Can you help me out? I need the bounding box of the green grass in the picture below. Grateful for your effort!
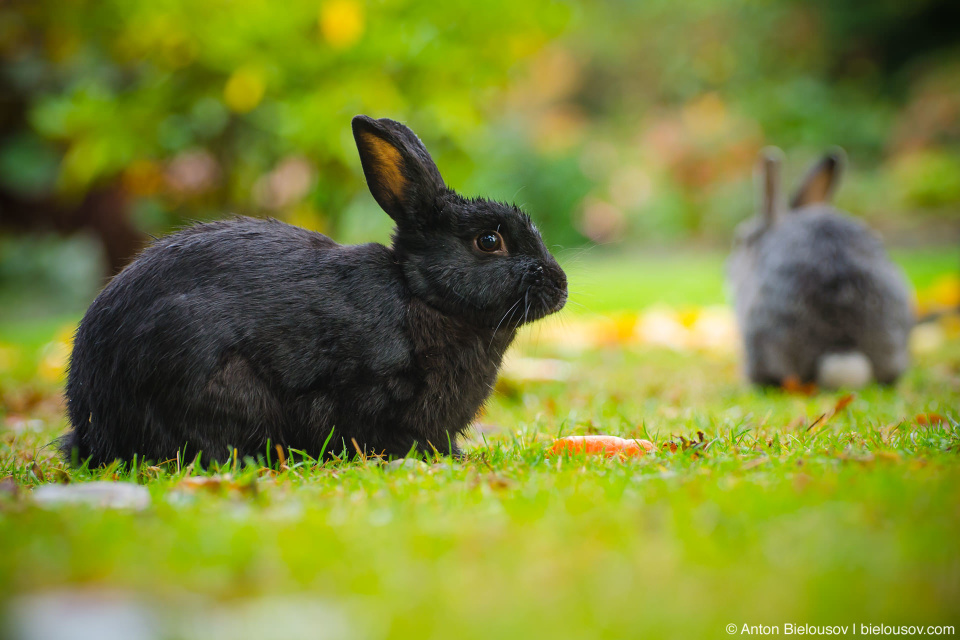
[563,246,958,312]
[1,250,959,638]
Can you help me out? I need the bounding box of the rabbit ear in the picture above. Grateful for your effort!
[352,115,446,226]
[756,147,784,225]
[790,149,845,209]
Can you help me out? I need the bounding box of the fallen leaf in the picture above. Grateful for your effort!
[178,475,257,496]
[915,413,947,426]
[783,376,817,395]
[671,432,710,454]
[31,462,45,483]
[833,393,855,414]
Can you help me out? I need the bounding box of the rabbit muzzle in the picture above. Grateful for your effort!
[524,261,568,321]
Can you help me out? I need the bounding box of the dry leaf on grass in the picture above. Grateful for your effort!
[782,376,817,396]
[665,430,710,455]
[833,394,855,413]
[178,475,258,496]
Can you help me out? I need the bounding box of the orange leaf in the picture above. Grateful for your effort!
[833,394,855,414]
[782,376,817,396]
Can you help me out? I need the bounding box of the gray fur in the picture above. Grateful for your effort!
[727,149,914,387]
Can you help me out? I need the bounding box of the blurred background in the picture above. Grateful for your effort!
[1,6,959,637]
[1,0,959,321]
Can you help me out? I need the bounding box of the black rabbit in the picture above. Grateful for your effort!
[727,148,913,389]
[63,115,567,465]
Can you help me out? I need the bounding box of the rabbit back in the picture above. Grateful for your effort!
[743,208,912,385]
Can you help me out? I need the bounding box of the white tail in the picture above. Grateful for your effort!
[816,352,873,389]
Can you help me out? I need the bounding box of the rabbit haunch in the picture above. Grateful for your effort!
[727,149,913,389]
[63,115,567,465]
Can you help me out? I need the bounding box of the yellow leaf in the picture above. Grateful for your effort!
[224,67,265,113]
[319,0,364,50]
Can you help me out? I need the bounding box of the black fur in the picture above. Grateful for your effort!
[63,115,567,465]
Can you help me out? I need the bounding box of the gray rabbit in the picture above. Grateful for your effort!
[727,148,914,389]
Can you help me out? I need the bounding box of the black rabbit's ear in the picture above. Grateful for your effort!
[352,115,445,225]
[756,147,784,225]
[790,149,845,209]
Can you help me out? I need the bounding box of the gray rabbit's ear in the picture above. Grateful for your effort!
[790,149,845,209]
[352,115,446,226]
[756,147,784,225]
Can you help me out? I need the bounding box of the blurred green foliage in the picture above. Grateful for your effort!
[1,0,958,256]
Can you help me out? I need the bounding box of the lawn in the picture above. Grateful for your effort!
[1,248,958,639]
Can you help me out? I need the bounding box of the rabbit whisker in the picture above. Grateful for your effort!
[490,297,524,348]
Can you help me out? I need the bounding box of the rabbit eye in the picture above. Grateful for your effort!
[475,231,504,253]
